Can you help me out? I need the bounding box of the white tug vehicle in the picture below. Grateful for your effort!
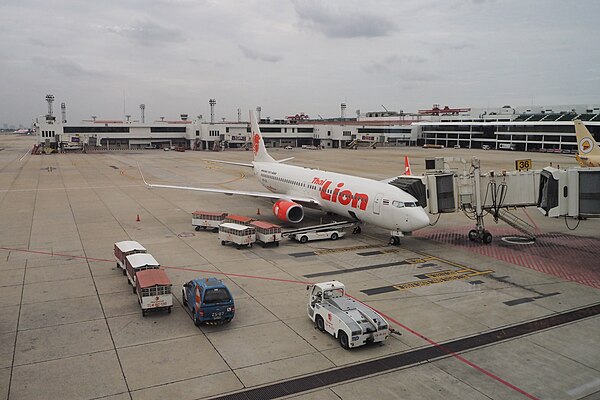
[307,281,390,349]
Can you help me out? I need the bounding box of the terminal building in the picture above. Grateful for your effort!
[34,97,600,153]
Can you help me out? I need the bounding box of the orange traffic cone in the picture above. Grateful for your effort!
[256,208,261,215]
[136,214,140,222]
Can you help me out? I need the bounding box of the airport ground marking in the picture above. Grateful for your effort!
[0,245,539,398]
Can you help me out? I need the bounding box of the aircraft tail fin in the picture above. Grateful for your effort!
[575,120,600,157]
[404,155,412,176]
[250,110,275,163]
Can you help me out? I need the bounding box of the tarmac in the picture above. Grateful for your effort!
[1,135,599,400]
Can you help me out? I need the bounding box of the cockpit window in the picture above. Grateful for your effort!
[405,202,416,207]
[391,200,404,208]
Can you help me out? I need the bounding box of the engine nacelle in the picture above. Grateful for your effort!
[272,200,304,223]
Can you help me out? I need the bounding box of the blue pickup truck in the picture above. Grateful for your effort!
[182,278,235,325]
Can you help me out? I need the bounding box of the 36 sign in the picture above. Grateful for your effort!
[515,159,532,171]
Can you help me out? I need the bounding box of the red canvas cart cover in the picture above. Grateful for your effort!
[192,211,227,216]
[136,269,172,289]
[250,221,281,230]
[226,215,254,223]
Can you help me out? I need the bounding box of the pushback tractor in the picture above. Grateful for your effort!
[307,281,390,349]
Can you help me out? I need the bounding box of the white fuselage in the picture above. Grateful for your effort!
[254,161,430,233]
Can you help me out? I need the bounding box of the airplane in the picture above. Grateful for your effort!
[141,111,430,245]
[574,120,600,167]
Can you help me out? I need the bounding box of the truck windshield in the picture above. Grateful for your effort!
[203,288,231,304]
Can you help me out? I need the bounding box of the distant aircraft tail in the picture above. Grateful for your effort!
[404,155,412,175]
[250,110,275,163]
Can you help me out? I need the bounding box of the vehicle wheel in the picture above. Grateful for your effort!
[116,262,120,269]
[468,229,478,241]
[338,331,350,349]
[483,231,493,244]
[236,245,241,249]
[142,310,146,317]
[195,226,200,231]
[331,232,338,240]
[122,269,126,276]
[300,235,308,243]
[182,291,187,306]
[213,228,218,233]
[193,311,201,326]
[133,286,136,294]
[249,243,253,248]
[221,240,226,246]
[276,242,280,247]
[167,307,172,314]
[316,315,325,332]
[353,226,361,234]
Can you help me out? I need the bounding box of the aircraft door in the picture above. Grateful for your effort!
[373,193,383,215]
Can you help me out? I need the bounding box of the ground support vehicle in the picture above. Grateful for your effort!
[224,214,255,226]
[192,211,228,232]
[283,221,357,244]
[136,269,173,316]
[250,221,282,247]
[291,229,346,243]
[125,253,160,293]
[307,281,390,349]
[182,278,235,325]
[114,241,146,275]
[218,223,256,248]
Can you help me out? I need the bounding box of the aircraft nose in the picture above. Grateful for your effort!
[412,208,430,231]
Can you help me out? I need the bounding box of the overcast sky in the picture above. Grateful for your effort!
[1,0,599,126]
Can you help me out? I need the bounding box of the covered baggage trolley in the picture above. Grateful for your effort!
[114,241,146,275]
[192,211,228,232]
[224,214,255,226]
[136,269,173,316]
[250,221,282,247]
[125,253,160,293]
[218,223,256,249]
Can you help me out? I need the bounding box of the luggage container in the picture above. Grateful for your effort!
[250,221,282,247]
[136,269,173,317]
[125,253,161,293]
[192,211,228,232]
[218,222,256,248]
[224,214,255,226]
[114,241,146,275]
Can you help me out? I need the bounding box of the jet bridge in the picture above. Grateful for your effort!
[419,157,600,244]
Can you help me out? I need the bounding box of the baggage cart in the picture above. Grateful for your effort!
[192,211,228,232]
[136,269,173,316]
[114,241,146,275]
[125,253,161,293]
[218,222,256,248]
[250,221,282,247]
[224,214,255,226]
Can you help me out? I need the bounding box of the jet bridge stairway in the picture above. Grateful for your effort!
[494,209,537,241]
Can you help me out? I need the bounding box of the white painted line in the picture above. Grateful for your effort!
[567,377,600,396]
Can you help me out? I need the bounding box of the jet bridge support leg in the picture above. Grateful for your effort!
[467,158,493,244]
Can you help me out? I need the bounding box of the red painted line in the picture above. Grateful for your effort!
[0,245,539,398]
[347,294,540,400]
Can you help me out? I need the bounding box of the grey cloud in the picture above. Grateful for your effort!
[31,56,105,78]
[29,38,62,48]
[292,0,397,38]
[102,20,184,46]
[365,55,428,74]
[239,45,283,63]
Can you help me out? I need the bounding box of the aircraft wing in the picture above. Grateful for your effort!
[145,182,320,205]
[138,163,320,207]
